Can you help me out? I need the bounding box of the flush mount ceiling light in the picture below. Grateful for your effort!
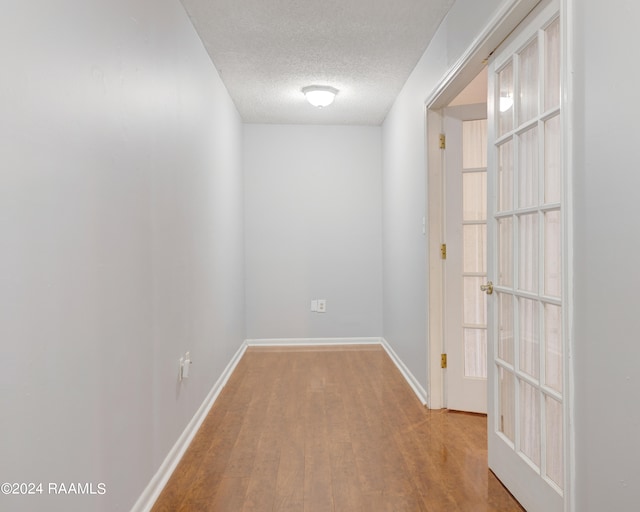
[302,85,339,108]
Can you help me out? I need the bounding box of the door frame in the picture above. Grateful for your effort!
[424,0,574,510]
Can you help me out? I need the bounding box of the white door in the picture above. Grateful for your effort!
[486,1,565,511]
[444,104,488,413]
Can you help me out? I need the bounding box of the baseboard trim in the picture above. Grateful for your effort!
[245,337,382,347]
[381,338,428,405]
[130,341,248,512]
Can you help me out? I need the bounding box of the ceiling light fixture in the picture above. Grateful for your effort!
[302,85,339,108]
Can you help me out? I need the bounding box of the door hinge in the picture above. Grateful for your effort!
[440,243,447,259]
[439,133,446,149]
[441,353,447,369]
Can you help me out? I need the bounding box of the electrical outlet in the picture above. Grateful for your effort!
[317,299,326,313]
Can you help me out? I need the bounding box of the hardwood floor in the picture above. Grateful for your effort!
[152,345,524,511]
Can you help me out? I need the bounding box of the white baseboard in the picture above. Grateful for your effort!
[381,338,428,405]
[130,341,248,512]
[245,336,382,347]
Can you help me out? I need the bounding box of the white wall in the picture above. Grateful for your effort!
[0,1,244,511]
[382,0,503,393]
[244,125,382,340]
[572,1,640,509]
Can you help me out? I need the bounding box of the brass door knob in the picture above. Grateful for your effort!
[480,281,494,295]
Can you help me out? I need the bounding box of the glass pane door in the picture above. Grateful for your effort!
[487,2,565,510]
[443,106,488,414]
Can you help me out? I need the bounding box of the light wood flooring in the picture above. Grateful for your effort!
[152,345,524,511]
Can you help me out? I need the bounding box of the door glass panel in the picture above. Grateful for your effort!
[545,18,561,111]
[499,367,515,442]
[463,172,487,221]
[520,379,541,467]
[490,6,564,507]
[463,225,487,273]
[519,298,540,379]
[545,115,561,203]
[463,119,488,168]
[464,276,487,325]
[546,396,564,488]
[498,293,514,364]
[519,213,539,293]
[545,303,563,392]
[519,127,539,208]
[544,210,561,297]
[498,61,514,136]
[464,328,487,378]
[498,217,513,287]
[519,39,539,124]
[498,140,514,211]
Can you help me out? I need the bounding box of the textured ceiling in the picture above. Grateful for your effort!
[180,0,455,125]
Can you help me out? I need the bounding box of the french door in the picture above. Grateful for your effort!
[486,0,566,510]
[444,105,488,414]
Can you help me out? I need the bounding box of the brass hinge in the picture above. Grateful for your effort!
[439,133,446,149]
[441,353,447,369]
[440,243,447,260]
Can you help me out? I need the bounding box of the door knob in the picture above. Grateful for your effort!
[480,281,494,295]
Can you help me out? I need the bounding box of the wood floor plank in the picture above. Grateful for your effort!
[152,346,525,512]
[302,352,334,512]
[329,441,365,511]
